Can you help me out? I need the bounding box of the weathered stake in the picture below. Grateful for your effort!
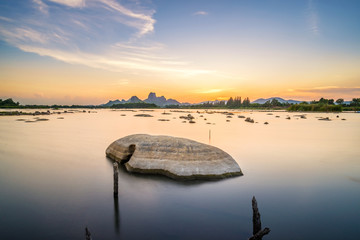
[249,228,270,240]
[113,162,119,197]
[249,196,270,240]
[85,227,92,240]
[252,196,261,235]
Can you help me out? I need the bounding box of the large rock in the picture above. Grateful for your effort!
[106,134,243,180]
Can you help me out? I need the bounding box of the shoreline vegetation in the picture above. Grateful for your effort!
[1,97,360,114]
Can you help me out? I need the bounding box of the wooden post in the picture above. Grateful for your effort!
[113,162,119,197]
[249,228,270,240]
[85,227,92,240]
[252,196,261,235]
[249,196,270,240]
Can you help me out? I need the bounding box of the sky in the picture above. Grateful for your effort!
[0,0,359,105]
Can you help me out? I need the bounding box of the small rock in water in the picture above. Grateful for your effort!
[158,119,170,121]
[245,117,255,123]
[134,114,153,117]
[264,122,269,124]
[319,117,331,121]
[238,115,246,118]
[341,118,346,120]
[36,118,49,121]
[180,114,195,121]
[286,116,291,120]
[189,120,196,123]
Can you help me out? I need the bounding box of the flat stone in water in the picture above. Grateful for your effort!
[106,134,243,180]
[134,114,153,117]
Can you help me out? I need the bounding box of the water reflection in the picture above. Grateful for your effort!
[114,196,120,234]
[1,109,359,240]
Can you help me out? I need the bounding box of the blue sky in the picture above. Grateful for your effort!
[0,0,359,104]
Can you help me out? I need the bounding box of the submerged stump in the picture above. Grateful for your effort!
[249,196,270,240]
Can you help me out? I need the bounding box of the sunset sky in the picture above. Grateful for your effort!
[0,0,359,105]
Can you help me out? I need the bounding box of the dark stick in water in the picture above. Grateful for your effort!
[249,196,270,240]
[85,227,92,240]
[113,162,119,197]
[252,196,261,235]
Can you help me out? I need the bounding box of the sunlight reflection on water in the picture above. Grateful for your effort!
[0,109,359,239]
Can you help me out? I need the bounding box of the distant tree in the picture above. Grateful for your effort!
[0,98,19,107]
[351,98,360,106]
[319,98,328,104]
[226,97,234,107]
[336,98,344,105]
[233,96,242,108]
[328,99,334,105]
[242,97,250,107]
[270,98,282,107]
[263,100,271,107]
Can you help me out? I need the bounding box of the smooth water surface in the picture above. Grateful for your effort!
[0,109,359,239]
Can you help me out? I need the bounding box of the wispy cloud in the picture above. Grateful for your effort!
[97,0,156,36]
[48,0,85,8]
[289,86,360,94]
[0,0,212,77]
[33,0,48,14]
[307,0,319,35]
[193,11,208,16]
[193,89,227,94]
[16,44,212,75]
[0,16,13,22]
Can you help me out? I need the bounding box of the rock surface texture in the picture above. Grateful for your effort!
[106,134,243,180]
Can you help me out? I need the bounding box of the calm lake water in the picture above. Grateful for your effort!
[0,109,359,240]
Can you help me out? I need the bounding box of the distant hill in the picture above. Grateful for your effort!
[144,92,180,106]
[128,96,142,103]
[101,96,142,107]
[101,92,181,107]
[252,97,302,104]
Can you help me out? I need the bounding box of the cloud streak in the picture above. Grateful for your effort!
[307,0,319,35]
[290,86,360,94]
[0,0,212,77]
[193,88,230,94]
[193,11,208,16]
[48,0,85,8]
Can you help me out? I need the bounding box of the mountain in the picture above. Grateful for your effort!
[101,99,126,107]
[144,92,180,106]
[101,96,142,107]
[101,92,181,107]
[128,96,142,103]
[252,97,302,104]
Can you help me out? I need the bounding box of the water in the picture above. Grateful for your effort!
[0,109,359,239]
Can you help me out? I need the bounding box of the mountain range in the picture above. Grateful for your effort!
[251,97,302,104]
[102,92,180,107]
[102,93,305,107]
